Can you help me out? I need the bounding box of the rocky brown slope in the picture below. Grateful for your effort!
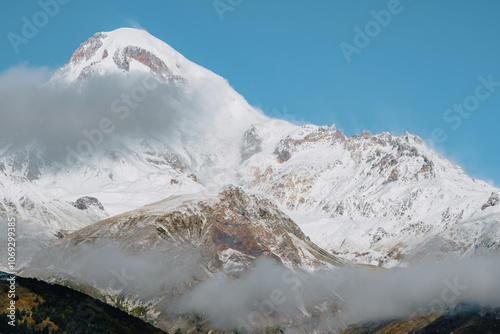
[27,186,344,332]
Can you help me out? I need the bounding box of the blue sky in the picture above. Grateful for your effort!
[1,0,499,185]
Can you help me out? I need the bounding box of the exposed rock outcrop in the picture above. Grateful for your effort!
[241,125,262,160]
[482,192,499,210]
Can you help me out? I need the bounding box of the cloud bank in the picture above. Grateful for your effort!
[179,256,500,331]
[27,241,500,332]
[0,65,260,164]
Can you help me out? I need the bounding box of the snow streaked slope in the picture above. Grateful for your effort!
[0,142,107,232]
[238,124,500,266]
[0,172,97,231]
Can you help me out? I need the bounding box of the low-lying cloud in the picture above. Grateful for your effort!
[179,256,500,332]
[28,241,204,300]
[26,238,500,332]
[0,65,261,164]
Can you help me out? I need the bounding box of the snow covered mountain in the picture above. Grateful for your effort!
[0,27,265,233]
[1,27,499,272]
[237,124,500,266]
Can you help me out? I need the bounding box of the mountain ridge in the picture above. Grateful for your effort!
[0,28,498,271]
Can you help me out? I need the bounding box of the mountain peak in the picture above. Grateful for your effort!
[51,28,188,85]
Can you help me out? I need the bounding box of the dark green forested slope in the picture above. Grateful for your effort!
[0,273,167,334]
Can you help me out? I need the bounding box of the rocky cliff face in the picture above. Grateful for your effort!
[27,186,343,332]
[31,185,341,274]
